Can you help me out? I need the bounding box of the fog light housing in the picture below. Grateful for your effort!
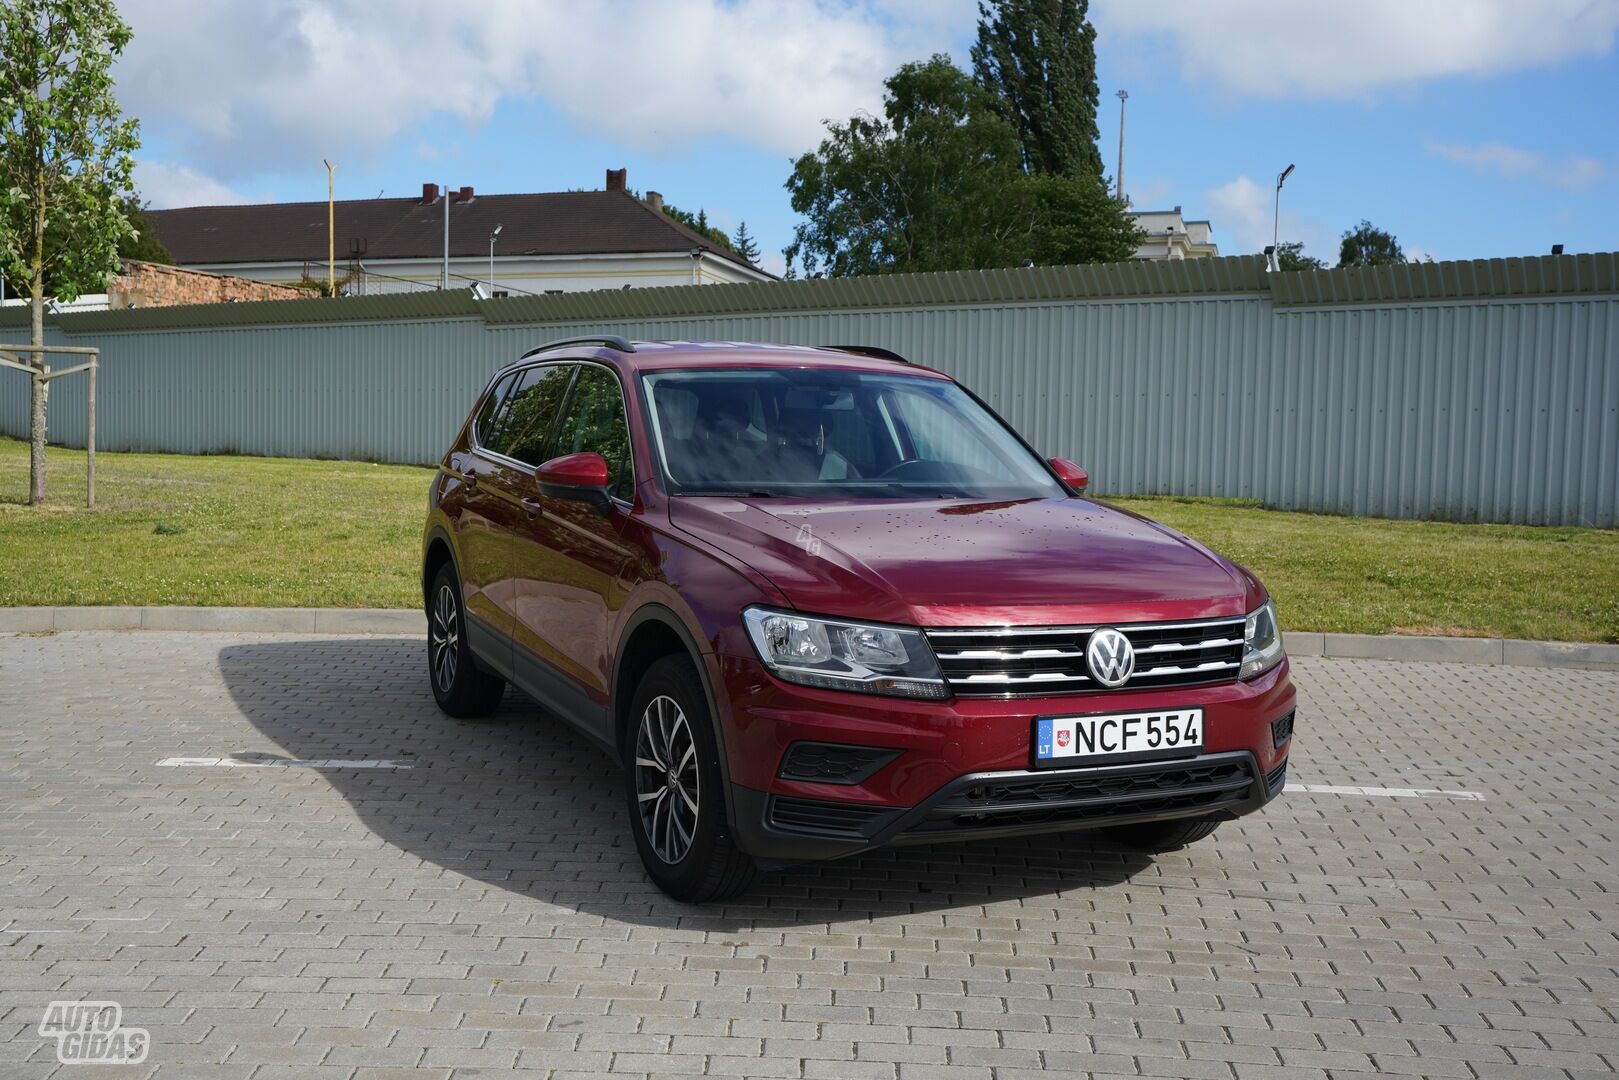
[1271,710,1295,748]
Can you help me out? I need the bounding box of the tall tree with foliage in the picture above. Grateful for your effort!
[1337,220,1405,267]
[1275,241,1325,271]
[731,221,761,266]
[118,195,171,264]
[971,0,1103,180]
[1,0,140,504]
[785,56,1138,277]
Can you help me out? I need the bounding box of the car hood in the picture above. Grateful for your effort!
[669,496,1261,627]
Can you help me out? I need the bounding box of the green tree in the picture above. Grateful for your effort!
[118,195,171,264]
[1,0,140,504]
[1275,241,1325,271]
[660,201,736,254]
[1337,219,1405,267]
[971,0,1103,179]
[785,55,1138,277]
[731,220,761,265]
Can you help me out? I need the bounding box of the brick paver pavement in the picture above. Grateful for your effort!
[1,631,1615,1079]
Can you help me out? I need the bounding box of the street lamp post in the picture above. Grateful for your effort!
[488,224,503,293]
[1272,163,1295,270]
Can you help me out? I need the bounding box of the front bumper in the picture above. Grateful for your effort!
[713,651,1296,863]
[732,750,1286,863]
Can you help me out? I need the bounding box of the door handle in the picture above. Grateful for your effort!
[462,467,478,487]
[521,496,543,518]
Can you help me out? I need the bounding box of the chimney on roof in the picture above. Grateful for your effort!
[646,190,664,212]
[456,186,474,202]
[605,167,627,192]
[421,182,439,205]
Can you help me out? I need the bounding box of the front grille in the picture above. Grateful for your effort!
[926,617,1246,697]
[913,757,1258,832]
[768,796,898,838]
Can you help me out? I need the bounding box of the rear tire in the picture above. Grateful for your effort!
[624,655,757,903]
[1106,815,1222,853]
[427,562,506,718]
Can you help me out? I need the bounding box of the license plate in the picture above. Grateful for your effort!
[1034,708,1203,768]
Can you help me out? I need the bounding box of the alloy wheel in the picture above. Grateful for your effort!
[634,694,700,864]
[430,583,459,692]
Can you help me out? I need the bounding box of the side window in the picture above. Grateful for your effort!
[474,371,518,451]
[497,364,575,466]
[553,366,635,501]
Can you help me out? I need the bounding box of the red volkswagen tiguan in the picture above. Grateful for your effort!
[422,338,1295,901]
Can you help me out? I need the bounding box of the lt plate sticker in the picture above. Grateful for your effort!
[1036,708,1203,763]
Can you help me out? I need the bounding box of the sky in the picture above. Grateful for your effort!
[114,0,1619,276]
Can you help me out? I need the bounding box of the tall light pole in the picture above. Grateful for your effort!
[1114,90,1128,202]
[1273,163,1295,270]
[323,160,335,296]
[488,224,502,292]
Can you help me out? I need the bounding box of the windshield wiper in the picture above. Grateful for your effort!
[678,489,777,498]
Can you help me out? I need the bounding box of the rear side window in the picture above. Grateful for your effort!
[474,371,518,449]
[490,363,574,465]
[553,365,635,501]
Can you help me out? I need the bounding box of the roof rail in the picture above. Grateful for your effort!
[825,344,909,364]
[520,335,637,359]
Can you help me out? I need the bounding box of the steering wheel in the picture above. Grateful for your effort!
[875,459,942,482]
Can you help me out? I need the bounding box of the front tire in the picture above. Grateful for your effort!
[1106,815,1222,853]
[427,563,506,718]
[625,656,756,903]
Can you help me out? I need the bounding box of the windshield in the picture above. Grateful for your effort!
[642,368,1065,499]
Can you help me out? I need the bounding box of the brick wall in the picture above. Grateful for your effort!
[109,261,307,309]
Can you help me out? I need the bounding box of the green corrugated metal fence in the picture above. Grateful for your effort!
[3,253,1616,525]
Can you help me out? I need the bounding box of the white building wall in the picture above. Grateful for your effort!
[185,251,769,297]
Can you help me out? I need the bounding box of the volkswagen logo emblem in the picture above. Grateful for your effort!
[1086,628,1135,687]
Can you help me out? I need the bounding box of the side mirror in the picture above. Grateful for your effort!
[1048,457,1089,493]
[536,452,612,512]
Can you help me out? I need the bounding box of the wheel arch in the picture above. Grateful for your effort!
[612,604,738,824]
[422,526,457,606]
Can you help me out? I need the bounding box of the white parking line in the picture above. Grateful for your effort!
[156,757,412,769]
[1292,782,1486,801]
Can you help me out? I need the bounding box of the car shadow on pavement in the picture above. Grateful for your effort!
[217,637,1155,926]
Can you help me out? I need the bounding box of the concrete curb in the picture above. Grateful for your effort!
[1281,631,1619,671]
[1,608,1615,671]
[0,606,426,635]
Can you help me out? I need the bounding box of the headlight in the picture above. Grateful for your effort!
[742,606,949,699]
[1240,599,1284,680]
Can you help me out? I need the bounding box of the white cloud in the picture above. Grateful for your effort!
[1093,0,1619,98]
[113,0,928,179]
[135,161,254,208]
[1204,176,1271,253]
[1204,174,1327,258]
[1428,141,1605,190]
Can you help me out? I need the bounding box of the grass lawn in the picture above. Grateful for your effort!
[3,437,1616,641]
[0,438,428,608]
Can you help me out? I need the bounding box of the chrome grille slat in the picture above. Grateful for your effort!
[935,647,1085,661]
[927,617,1246,697]
[956,671,1090,686]
[1134,637,1243,654]
[1135,659,1239,676]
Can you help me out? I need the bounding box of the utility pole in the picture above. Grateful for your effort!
[323,160,335,296]
[441,181,450,290]
[1273,163,1295,271]
[1115,90,1128,202]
